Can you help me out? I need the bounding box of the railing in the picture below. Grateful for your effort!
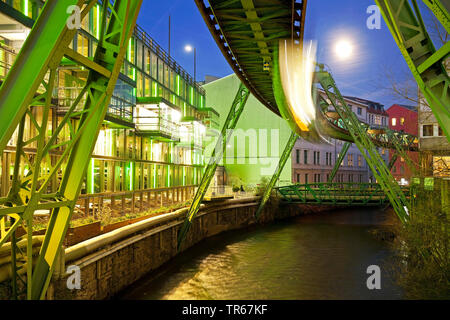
[204,186,234,200]
[134,25,205,95]
[135,116,180,139]
[276,183,410,206]
[0,42,16,81]
[57,86,134,123]
[75,185,197,218]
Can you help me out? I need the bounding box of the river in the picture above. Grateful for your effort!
[117,207,403,300]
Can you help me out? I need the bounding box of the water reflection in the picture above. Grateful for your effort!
[118,207,403,300]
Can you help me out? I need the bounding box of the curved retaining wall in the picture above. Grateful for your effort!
[1,198,340,300]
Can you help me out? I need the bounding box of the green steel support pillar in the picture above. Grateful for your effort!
[31,0,142,300]
[388,154,398,170]
[375,0,450,141]
[0,0,142,300]
[177,83,250,249]
[328,142,351,183]
[255,131,298,219]
[316,66,410,223]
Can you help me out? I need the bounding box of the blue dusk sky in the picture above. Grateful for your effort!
[136,0,439,109]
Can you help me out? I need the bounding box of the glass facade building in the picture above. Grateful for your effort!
[0,0,219,201]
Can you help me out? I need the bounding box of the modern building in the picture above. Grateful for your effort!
[0,1,219,209]
[417,58,450,177]
[292,93,390,184]
[387,104,419,185]
[203,74,292,189]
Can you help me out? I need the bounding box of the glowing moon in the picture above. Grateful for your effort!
[335,40,353,60]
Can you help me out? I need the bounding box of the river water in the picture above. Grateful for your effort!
[118,207,403,300]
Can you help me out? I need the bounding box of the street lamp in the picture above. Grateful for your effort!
[184,44,196,83]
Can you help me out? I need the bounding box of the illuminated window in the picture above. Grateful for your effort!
[348,154,354,167]
[400,117,405,125]
[392,118,397,126]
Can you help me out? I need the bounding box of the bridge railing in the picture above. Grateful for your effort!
[275,183,409,206]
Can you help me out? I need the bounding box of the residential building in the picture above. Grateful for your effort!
[387,104,419,185]
[417,58,450,177]
[292,93,390,184]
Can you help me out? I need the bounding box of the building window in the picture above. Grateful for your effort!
[358,155,362,167]
[296,149,300,164]
[357,107,362,115]
[438,126,443,137]
[304,150,308,164]
[400,166,405,174]
[359,174,363,183]
[305,174,308,184]
[348,154,354,167]
[349,174,353,183]
[423,124,434,137]
[392,118,397,126]
[296,174,300,183]
[375,115,382,126]
[313,151,317,165]
[400,117,405,125]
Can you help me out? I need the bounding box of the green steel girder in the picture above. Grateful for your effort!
[388,154,399,170]
[316,66,410,223]
[0,0,142,300]
[384,129,418,175]
[328,142,351,183]
[375,0,450,141]
[31,0,143,300]
[195,0,308,115]
[255,131,298,219]
[275,183,392,206]
[177,83,250,250]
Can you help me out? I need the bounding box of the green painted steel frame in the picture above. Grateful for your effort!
[328,142,351,183]
[255,131,298,219]
[177,83,251,249]
[316,66,410,223]
[276,183,399,206]
[375,0,450,141]
[0,0,143,300]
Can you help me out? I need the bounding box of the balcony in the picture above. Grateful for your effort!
[56,69,135,127]
[135,97,181,141]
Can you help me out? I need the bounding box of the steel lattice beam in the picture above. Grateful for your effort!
[0,0,142,300]
[316,66,410,223]
[177,83,250,249]
[255,131,298,219]
[375,0,450,141]
[328,142,351,183]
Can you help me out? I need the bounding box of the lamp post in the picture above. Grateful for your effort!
[184,44,196,83]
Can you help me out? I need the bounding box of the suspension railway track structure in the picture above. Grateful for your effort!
[0,0,448,299]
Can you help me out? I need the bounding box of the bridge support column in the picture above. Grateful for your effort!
[316,67,410,223]
[328,142,351,183]
[255,131,298,219]
[177,83,250,249]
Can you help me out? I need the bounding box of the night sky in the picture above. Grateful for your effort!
[136,0,439,109]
